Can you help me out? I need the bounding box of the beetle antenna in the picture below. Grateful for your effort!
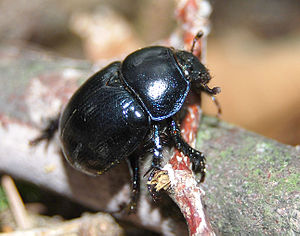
[191,31,204,53]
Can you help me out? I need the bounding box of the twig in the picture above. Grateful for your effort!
[1,175,32,229]
[0,213,124,236]
[164,1,215,235]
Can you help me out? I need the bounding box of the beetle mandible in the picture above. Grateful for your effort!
[31,33,221,211]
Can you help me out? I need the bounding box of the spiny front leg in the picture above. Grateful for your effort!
[169,118,206,181]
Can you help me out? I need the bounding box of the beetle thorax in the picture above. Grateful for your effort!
[121,46,190,121]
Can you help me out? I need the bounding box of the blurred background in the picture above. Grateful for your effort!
[0,0,299,145]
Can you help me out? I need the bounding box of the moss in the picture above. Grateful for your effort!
[274,172,300,193]
[196,129,212,146]
[196,117,219,146]
[196,116,299,233]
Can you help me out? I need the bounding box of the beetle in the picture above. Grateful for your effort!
[31,33,220,211]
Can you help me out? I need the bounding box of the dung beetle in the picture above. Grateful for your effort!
[31,33,220,211]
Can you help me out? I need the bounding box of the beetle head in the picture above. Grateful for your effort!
[174,50,220,96]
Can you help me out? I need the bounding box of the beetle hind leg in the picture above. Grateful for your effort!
[29,114,60,147]
[126,154,140,214]
[169,119,206,182]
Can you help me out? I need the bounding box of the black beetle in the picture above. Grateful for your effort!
[31,34,220,211]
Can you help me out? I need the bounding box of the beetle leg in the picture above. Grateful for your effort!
[143,123,164,176]
[143,124,164,200]
[210,95,222,118]
[169,118,206,182]
[144,123,164,178]
[29,114,60,148]
[152,123,164,169]
[201,85,222,118]
[126,154,140,214]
